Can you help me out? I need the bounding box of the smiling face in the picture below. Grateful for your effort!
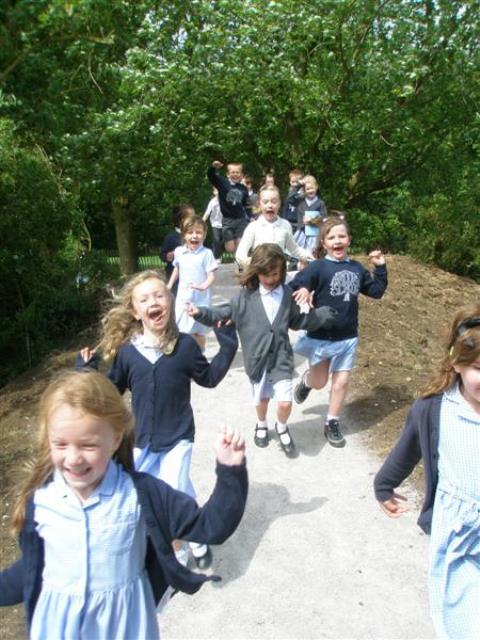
[49,404,120,501]
[304,179,318,199]
[454,356,480,413]
[259,188,281,222]
[131,277,171,337]
[322,223,351,261]
[227,163,243,184]
[258,267,283,290]
[184,223,206,251]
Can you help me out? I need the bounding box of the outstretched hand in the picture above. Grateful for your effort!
[215,427,245,466]
[368,249,386,266]
[185,302,199,317]
[292,287,314,309]
[379,492,409,518]
[211,160,223,169]
[80,346,97,362]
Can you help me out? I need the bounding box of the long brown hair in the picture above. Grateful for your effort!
[313,216,351,259]
[98,270,178,361]
[11,370,134,533]
[237,243,287,291]
[421,304,480,397]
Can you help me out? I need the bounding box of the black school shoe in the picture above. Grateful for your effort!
[193,545,213,570]
[254,424,269,448]
[324,419,346,448]
[294,372,311,404]
[275,424,296,458]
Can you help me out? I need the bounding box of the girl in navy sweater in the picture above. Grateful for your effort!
[78,269,238,569]
[291,217,387,447]
[374,306,480,639]
[0,370,247,639]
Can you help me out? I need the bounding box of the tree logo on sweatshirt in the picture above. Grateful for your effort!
[226,188,244,206]
[330,271,360,301]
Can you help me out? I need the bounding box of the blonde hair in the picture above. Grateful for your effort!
[98,270,178,361]
[180,215,207,239]
[11,370,134,533]
[258,184,281,199]
[303,175,318,189]
[421,305,480,397]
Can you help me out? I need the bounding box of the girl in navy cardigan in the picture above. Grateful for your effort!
[78,269,238,569]
[0,370,247,639]
[374,306,480,639]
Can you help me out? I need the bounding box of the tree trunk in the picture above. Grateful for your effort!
[111,195,136,276]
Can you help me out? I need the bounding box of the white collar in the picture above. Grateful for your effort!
[259,284,283,297]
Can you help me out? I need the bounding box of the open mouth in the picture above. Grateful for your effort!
[65,467,90,479]
[148,308,165,324]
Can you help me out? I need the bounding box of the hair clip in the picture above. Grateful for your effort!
[456,316,480,337]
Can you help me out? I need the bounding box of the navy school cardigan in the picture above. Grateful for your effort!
[374,394,441,534]
[76,324,238,451]
[0,461,248,631]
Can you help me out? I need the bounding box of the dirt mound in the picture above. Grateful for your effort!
[0,255,478,638]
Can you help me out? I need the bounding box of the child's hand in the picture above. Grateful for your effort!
[80,346,96,362]
[186,302,199,317]
[211,160,223,169]
[292,287,314,308]
[166,250,175,262]
[190,282,206,291]
[379,492,409,518]
[368,249,386,266]
[215,427,245,466]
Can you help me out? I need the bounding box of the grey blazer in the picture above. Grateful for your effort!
[194,285,336,384]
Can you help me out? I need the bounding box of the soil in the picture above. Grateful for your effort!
[0,254,478,639]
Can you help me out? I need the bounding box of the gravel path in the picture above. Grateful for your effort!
[161,264,435,640]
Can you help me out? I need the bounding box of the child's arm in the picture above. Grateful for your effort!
[0,559,24,606]
[379,492,409,518]
[167,266,179,290]
[190,323,238,387]
[186,302,233,326]
[155,428,248,545]
[374,401,422,510]
[235,222,255,267]
[360,251,387,298]
[287,292,337,331]
[284,231,314,263]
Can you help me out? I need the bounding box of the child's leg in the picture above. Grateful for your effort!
[307,361,330,390]
[328,370,351,417]
[276,400,292,425]
[254,398,270,447]
[273,379,295,457]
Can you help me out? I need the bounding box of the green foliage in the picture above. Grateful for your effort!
[0,119,113,384]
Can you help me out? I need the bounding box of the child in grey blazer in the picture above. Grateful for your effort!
[187,243,336,457]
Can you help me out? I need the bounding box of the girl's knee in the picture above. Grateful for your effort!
[277,400,292,411]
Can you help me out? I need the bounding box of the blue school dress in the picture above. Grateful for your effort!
[429,383,480,639]
[30,461,159,640]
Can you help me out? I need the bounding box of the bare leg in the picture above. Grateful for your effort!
[328,370,351,417]
[276,400,292,424]
[255,398,269,422]
[307,360,330,390]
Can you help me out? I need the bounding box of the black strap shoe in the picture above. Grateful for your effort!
[275,424,296,457]
[254,424,269,448]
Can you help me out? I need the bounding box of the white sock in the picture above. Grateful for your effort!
[276,421,291,444]
[190,542,208,558]
[303,371,311,388]
[326,414,339,423]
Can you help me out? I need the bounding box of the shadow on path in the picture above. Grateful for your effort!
[210,481,327,587]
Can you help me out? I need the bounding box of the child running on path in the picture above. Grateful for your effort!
[235,185,313,269]
[160,203,195,297]
[188,243,337,457]
[167,215,217,352]
[291,217,387,447]
[374,306,480,640]
[0,370,247,640]
[77,270,238,570]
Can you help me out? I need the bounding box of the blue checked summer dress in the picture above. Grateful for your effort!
[30,460,159,640]
[429,383,480,639]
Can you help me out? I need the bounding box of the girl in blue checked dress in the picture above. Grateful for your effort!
[374,305,480,639]
[0,370,247,640]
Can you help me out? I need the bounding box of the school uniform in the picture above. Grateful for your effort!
[374,386,480,639]
[0,459,248,636]
[294,196,327,251]
[173,244,217,335]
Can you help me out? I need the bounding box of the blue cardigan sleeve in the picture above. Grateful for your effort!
[190,323,238,388]
[0,559,24,605]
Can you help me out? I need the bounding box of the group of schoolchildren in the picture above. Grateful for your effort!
[0,160,478,640]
